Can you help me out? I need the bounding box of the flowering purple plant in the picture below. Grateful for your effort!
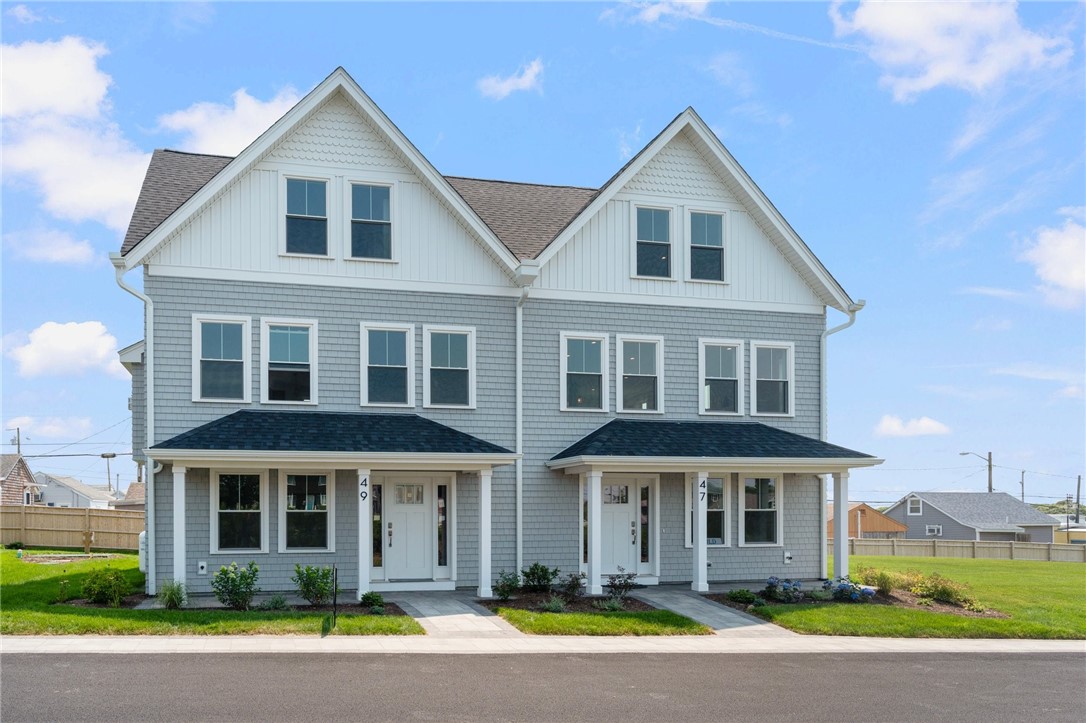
[822,577,875,603]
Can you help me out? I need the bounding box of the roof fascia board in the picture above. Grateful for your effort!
[546,455,883,473]
[149,449,518,470]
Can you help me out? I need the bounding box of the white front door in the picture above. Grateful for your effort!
[598,477,656,576]
[385,480,432,580]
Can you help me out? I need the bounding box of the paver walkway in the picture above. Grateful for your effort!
[632,586,797,637]
[387,591,522,638]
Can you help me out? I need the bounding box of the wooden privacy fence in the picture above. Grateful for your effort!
[829,537,1086,563]
[1,506,143,551]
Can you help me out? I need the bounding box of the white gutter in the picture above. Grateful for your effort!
[513,261,538,578]
[111,252,156,595]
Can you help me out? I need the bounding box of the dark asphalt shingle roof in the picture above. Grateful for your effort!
[151,410,512,455]
[551,420,875,461]
[909,492,1057,530]
[120,150,598,261]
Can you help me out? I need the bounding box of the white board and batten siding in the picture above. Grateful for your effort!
[145,93,512,290]
[536,129,825,313]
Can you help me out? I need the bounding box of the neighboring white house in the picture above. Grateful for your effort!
[33,473,117,509]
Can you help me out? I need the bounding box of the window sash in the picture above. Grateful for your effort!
[215,473,262,551]
[742,477,779,545]
[285,474,329,549]
[425,328,473,407]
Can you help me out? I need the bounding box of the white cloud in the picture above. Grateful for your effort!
[874,415,952,437]
[0,36,111,119]
[5,416,94,441]
[617,1,710,26]
[4,229,98,265]
[971,317,1013,332]
[157,87,301,156]
[956,286,1027,300]
[6,4,43,24]
[6,321,127,379]
[616,121,643,160]
[477,58,544,101]
[170,1,215,31]
[919,384,1010,402]
[729,102,792,129]
[830,1,1073,102]
[1018,215,1086,308]
[992,363,1084,399]
[707,52,754,98]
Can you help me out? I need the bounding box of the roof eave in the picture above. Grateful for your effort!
[147,448,519,471]
[546,455,883,474]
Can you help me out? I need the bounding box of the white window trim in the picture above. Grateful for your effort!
[260,317,319,405]
[209,469,269,555]
[698,338,744,416]
[422,324,477,409]
[630,203,677,281]
[907,497,923,516]
[559,331,609,413]
[360,322,415,408]
[685,474,731,549]
[750,341,795,418]
[684,207,728,285]
[278,469,336,553]
[279,171,335,259]
[343,176,397,264]
[191,313,252,403]
[616,334,665,414]
[738,475,784,547]
[926,524,943,537]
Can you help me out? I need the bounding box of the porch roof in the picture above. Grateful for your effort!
[547,419,881,474]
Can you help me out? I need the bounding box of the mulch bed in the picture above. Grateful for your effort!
[63,593,150,609]
[61,596,409,616]
[481,590,656,613]
[706,590,1008,619]
[300,602,410,617]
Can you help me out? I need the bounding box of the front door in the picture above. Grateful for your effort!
[598,477,656,576]
[385,480,432,580]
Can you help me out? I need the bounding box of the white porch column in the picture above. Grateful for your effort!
[357,468,372,599]
[586,470,603,595]
[833,471,849,580]
[172,466,186,587]
[478,469,493,598]
[692,472,709,592]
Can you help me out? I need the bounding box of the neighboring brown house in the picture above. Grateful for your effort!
[110,482,146,511]
[1,454,40,506]
[827,502,907,539]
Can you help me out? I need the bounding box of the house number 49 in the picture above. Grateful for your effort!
[359,476,368,501]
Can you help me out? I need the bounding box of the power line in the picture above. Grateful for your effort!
[855,465,981,472]
[31,417,131,456]
[994,464,1079,480]
[23,452,133,459]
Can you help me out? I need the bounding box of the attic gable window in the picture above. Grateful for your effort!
[285,178,328,255]
[635,207,671,278]
[907,497,922,515]
[350,183,392,259]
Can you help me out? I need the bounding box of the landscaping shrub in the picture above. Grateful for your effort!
[291,564,337,606]
[726,589,758,605]
[257,593,289,611]
[159,580,187,610]
[556,572,586,603]
[55,579,72,604]
[822,577,875,603]
[763,577,804,603]
[369,604,385,616]
[360,591,384,608]
[592,597,624,612]
[211,561,260,611]
[539,595,566,613]
[82,567,130,607]
[911,573,974,606]
[521,562,560,592]
[493,570,520,600]
[604,567,638,601]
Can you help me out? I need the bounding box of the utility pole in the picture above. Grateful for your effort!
[101,453,116,493]
[987,451,993,493]
[1019,470,1025,502]
[9,427,20,454]
[1077,475,1082,524]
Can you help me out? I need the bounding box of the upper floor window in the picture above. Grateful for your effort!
[617,335,663,413]
[192,314,251,403]
[362,323,414,407]
[907,497,922,515]
[561,332,608,412]
[285,178,327,255]
[424,326,475,408]
[350,183,392,260]
[699,339,742,415]
[635,207,671,278]
[212,471,267,553]
[261,319,318,404]
[752,342,793,416]
[689,211,724,281]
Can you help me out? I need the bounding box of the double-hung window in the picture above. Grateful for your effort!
[211,471,267,553]
[361,323,414,406]
[424,326,475,408]
[560,332,608,411]
[686,476,729,547]
[617,335,663,413]
[689,211,725,281]
[285,178,328,255]
[699,339,742,415]
[192,314,251,402]
[350,183,392,260]
[907,497,922,515]
[261,319,318,404]
[752,342,794,416]
[281,473,333,551]
[635,207,671,278]
[740,476,781,546]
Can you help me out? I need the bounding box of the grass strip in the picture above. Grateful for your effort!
[495,607,711,636]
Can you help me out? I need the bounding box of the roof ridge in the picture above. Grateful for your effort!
[445,175,597,192]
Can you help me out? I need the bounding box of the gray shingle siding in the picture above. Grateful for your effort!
[884,500,977,540]
[130,361,146,464]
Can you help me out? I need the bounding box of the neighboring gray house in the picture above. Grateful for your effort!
[884,491,1058,543]
[111,67,881,598]
[33,473,117,509]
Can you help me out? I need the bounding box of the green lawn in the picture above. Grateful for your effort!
[0,549,423,636]
[753,555,1086,639]
[495,607,711,636]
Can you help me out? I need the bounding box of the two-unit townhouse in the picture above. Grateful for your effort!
[113,68,881,598]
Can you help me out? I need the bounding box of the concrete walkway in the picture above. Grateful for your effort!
[386,591,521,638]
[632,587,797,637]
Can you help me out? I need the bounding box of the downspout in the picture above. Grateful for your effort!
[513,261,539,578]
[819,299,865,579]
[111,253,157,594]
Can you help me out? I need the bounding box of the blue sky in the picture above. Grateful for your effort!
[2,1,1083,507]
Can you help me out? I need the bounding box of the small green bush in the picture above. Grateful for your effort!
[257,593,290,611]
[369,604,386,615]
[556,572,586,603]
[592,597,625,612]
[911,573,974,606]
[82,567,129,607]
[159,580,187,610]
[291,564,337,606]
[604,567,638,601]
[521,562,560,592]
[763,577,805,603]
[726,589,758,604]
[539,595,566,613]
[822,577,875,603]
[360,591,384,608]
[55,579,72,603]
[211,561,260,611]
[493,570,520,600]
